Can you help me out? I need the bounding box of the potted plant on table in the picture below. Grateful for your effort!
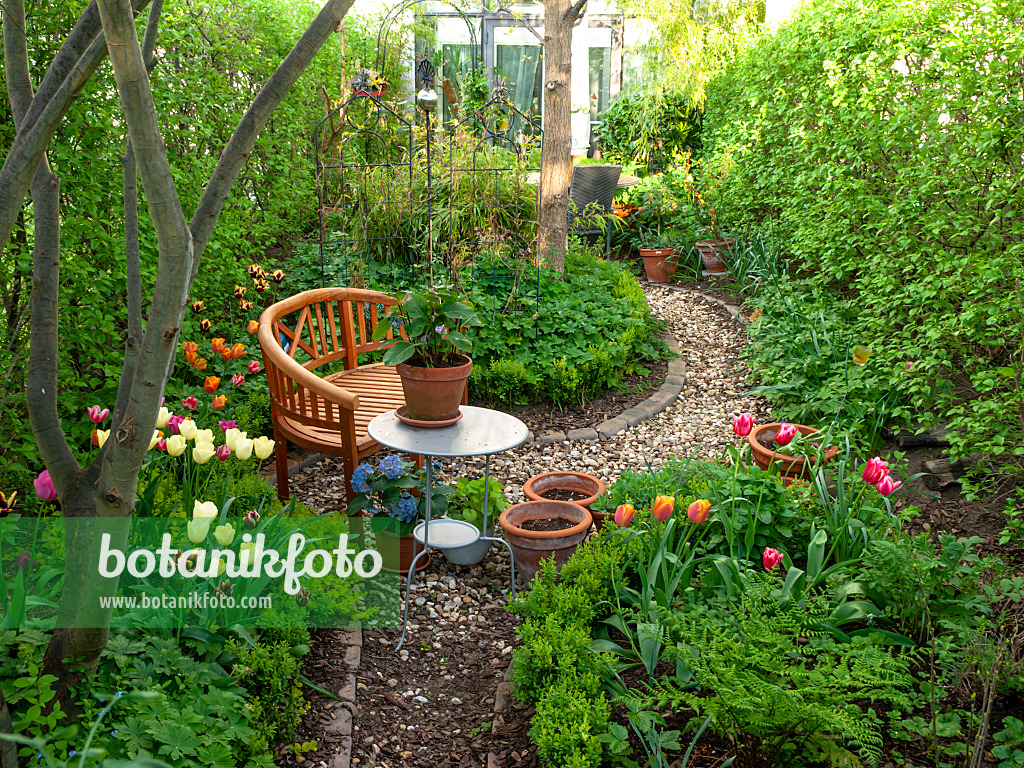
[441,476,509,565]
[348,454,455,574]
[372,285,481,426]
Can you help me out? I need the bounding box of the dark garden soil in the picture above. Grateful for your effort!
[472,358,669,436]
[536,488,589,502]
[516,517,575,533]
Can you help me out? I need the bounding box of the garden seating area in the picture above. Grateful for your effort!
[3,0,1024,766]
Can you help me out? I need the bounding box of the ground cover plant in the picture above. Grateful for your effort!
[694,0,1024,491]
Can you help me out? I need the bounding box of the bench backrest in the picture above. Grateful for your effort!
[258,288,403,426]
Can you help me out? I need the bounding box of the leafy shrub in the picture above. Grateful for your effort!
[531,671,610,768]
[594,91,701,168]
[699,0,1024,485]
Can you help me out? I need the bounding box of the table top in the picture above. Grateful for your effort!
[367,405,529,458]
[617,174,641,188]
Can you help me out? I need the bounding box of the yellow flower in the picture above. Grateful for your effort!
[156,406,171,429]
[214,523,235,546]
[178,418,198,441]
[195,428,214,444]
[239,542,256,570]
[234,436,254,461]
[96,429,110,449]
[166,434,187,457]
[192,441,216,465]
[187,518,211,545]
[253,436,275,460]
[193,500,219,520]
[224,428,246,452]
[148,430,161,451]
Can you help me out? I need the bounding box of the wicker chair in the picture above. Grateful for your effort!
[568,164,622,258]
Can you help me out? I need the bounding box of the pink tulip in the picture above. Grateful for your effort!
[232,373,245,387]
[87,405,110,423]
[614,503,635,527]
[216,445,231,461]
[33,470,57,501]
[762,547,783,571]
[248,360,261,374]
[156,438,167,451]
[876,476,902,497]
[167,414,184,435]
[774,422,799,447]
[182,396,198,410]
[219,419,238,431]
[732,413,755,437]
[862,457,889,485]
[652,495,675,522]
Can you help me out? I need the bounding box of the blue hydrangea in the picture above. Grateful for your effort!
[352,463,373,494]
[378,454,404,480]
[391,493,419,523]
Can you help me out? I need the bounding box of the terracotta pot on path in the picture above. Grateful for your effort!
[696,239,733,274]
[639,248,677,282]
[396,354,472,424]
[498,501,592,585]
[523,471,608,529]
[747,423,839,483]
[377,530,430,575]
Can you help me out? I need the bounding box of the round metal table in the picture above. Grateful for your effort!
[367,406,529,650]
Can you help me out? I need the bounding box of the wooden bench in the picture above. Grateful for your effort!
[257,288,411,502]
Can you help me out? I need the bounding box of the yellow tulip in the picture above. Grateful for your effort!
[156,406,171,429]
[187,518,210,544]
[234,436,254,461]
[214,523,235,546]
[195,428,214,444]
[148,430,161,450]
[193,500,219,520]
[178,418,198,441]
[166,434,187,457]
[193,441,216,465]
[96,429,110,449]
[239,542,256,570]
[253,436,275,460]
[224,428,244,452]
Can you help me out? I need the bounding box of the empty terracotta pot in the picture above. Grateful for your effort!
[523,471,608,529]
[498,501,592,585]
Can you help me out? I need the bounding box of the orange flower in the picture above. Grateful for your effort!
[211,338,229,354]
[185,350,199,365]
[687,499,710,524]
[652,495,675,522]
[193,357,208,371]
[182,341,199,356]
[247,320,259,334]
[211,394,227,411]
[204,376,221,394]
[91,428,100,447]
[222,351,232,362]
[230,343,246,359]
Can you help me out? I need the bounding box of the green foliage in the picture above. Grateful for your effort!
[993,716,1024,768]
[594,91,701,168]
[701,0,1024,484]
[448,477,508,531]
[530,671,610,768]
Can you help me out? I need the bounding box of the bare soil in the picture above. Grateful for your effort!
[517,517,576,533]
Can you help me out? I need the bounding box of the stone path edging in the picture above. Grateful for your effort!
[319,627,362,768]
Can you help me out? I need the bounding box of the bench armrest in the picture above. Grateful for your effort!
[259,323,360,411]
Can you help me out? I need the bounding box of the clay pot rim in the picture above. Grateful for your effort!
[523,471,607,508]
[396,353,472,379]
[747,422,840,466]
[498,500,593,540]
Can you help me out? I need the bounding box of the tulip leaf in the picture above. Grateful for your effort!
[807,528,828,582]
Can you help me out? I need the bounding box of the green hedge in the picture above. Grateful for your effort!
[698,0,1024,483]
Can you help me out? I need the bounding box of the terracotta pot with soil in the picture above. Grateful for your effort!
[639,248,677,282]
[696,239,734,274]
[498,500,592,585]
[377,530,430,575]
[395,354,472,425]
[523,471,608,529]
[748,422,839,482]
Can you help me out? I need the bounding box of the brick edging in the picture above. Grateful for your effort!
[322,626,362,768]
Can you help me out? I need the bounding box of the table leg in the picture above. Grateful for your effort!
[479,454,516,601]
[397,454,433,652]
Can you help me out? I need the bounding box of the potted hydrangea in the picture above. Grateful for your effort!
[348,454,454,574]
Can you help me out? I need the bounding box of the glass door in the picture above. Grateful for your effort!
[484,20,544,135]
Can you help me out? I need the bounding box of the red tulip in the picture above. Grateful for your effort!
[248,360,261,374]
[232,373,245,387]
[182,396,198,411]
[862,457,889,485]
[613,503,635,527]
[652,495,675,522]
[156,438,167,452]
[762,547,783,571]
[216,445,231,461]
[687,499,710,524]
[34,470,57,501]
[732,413,755,437]
[876,476,902,497]
[87,405,110,423]
[775,422,799,447]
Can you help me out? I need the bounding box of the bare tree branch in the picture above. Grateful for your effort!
[565,0,587,25]
[491,5,544,44]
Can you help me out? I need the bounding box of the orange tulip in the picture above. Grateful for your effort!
[652,495,675,522]
[687,499,710,524]
[230,343,246,359]
[247,320,259,334]
[211,394,227,411]
[613,503,635,527]
[211,337,228,354]
[182,341,199,356]
[204,376,221,394]
[185,350,199,365]
[222,351,232,361]
[193,357,208,371]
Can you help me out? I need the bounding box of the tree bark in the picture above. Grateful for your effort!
[537,0,583,272]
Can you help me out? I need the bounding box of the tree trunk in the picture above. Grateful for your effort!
[537,0,584,273]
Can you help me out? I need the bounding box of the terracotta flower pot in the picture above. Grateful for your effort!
[639,248,677,282]
[396,354,472,423]
[696,239,733,274]
[498,501,592,585]
[747,423,839,482]
[377,530,430,575]
[523,471,608,530]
